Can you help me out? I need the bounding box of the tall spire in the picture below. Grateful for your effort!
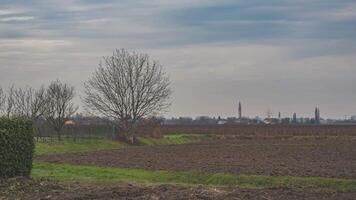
[293,112,297,124]
[315,107,320,124]
[238,101,242,119]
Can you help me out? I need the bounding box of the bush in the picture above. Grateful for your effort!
[0,118,34,178]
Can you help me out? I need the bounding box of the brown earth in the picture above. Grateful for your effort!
[1,178,356,200]
[36,136,356,179]
[157,124,356,136]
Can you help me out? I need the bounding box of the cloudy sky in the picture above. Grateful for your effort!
[0,0,355,119]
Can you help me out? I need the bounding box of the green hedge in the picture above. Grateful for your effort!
[0,118,34,178]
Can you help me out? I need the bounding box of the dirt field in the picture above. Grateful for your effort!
[36,136,356,179]
[1,178,356,200]
[157,124,356,136]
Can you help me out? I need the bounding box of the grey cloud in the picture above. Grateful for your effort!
[0,0,355,118]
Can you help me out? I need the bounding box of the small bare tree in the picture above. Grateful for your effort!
[13,86,47,120]
[0,87,6,116]
[84,49,172,143]
[12,86,48,138]
[44,80,78,141]
[12,87,30,117]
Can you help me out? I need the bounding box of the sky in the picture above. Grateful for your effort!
[0,0,356,119]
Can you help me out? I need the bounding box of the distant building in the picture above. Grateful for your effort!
[217,119,227,125]
[263,118,279,125]
[64,120,75,125]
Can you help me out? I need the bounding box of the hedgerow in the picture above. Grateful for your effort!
[0,118,34,178]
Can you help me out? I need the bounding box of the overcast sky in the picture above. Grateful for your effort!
[0,0,355,119]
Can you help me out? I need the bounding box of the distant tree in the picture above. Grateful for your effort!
[195,116,215,125]
[83,49,172,143]
[281,117,291,124]
[351,115,356,121]
[44,80,78,141]
[266,109,273,119]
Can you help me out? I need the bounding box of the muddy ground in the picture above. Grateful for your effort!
[36,136,356,178]
[1,178,356,200]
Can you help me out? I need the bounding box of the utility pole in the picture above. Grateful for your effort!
[293,112,297,124]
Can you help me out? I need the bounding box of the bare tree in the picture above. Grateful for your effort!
[0,87,6,116]
[44,80,78,141]
[30,86,48,121]
[83,49,172,143]
[12,87,30,117]
[13,86,47,120]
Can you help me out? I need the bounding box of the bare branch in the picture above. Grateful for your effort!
[0,87,6,116]
[3,85,48,121]
[5,85,15,117]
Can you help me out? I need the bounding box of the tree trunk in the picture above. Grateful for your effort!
[117,127,139,145]
[57,130,61,141]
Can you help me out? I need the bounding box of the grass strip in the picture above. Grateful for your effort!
[139,134,210,146]
[35,139,127,155]
[32,162,356,192]
[35,134,206,155]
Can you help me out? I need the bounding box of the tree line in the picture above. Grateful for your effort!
[0,80,77,141]
[0,49,172,144]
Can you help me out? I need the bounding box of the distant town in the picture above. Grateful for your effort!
[159,102,356,125]
[71,101,356,126]
[162,115,356,126]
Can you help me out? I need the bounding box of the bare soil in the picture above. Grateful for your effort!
[36,136,356,179]
[1,178,356,200]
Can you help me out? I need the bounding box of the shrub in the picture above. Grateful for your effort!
[0,118,34,178]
